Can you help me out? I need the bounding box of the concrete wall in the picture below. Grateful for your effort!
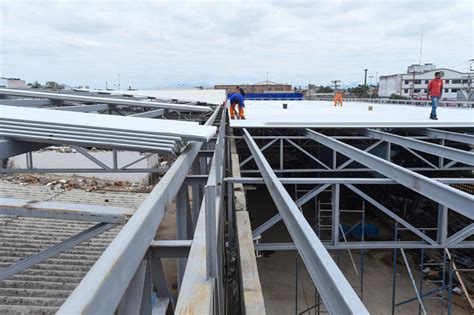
[0,78,26,88]
[379,74,402,97]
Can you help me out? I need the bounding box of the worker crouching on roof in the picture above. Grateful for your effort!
[333,91,343,106]
[229,92,246,120]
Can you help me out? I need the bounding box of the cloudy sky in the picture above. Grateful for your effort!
[0,0,472,89]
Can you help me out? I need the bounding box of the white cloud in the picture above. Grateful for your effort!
[0,0,472,89]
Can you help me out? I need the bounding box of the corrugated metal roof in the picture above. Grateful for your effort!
[0,105,217,143]
[0,182,148,314]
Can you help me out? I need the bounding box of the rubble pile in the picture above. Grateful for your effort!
[0,174,152,193]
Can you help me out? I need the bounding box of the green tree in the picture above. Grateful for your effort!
[317,85,334,93]
[45,81,64,90]
[347,85,370,98]
[29,81,43,88]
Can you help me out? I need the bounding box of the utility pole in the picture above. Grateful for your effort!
[369,76,374,98]
[364,69,368,86]
[331,80,341,94]
[266,72,269,82]
[467,59,474,101]
[117,73,121,91]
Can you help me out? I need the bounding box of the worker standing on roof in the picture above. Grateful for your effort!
[333,90,343,106]
[229,92,246,120]
[427,71,443,120]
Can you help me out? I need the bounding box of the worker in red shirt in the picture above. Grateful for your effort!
[427,71,443,120]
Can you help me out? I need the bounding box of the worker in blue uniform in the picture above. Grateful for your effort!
[229,93,246,120]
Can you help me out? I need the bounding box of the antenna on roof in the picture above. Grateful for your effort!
[418,33,423,65]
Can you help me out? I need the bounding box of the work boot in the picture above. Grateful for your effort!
[240,116,246,120]
[230,116,235,120]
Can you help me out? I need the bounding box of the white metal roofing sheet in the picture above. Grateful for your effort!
[0,105,217,141]
[229,100,473,128]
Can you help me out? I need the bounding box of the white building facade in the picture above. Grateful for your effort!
[379,65,471,100]
[0,77,26,89]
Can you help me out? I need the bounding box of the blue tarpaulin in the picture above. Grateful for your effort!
[228,92,303,100]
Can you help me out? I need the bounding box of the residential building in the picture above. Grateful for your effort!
[215,80,292,95]
[0,77,26,88]
[379,64,472,99]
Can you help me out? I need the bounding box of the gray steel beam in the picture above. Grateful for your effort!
[131,109,166,118]
[252,184,331,238]
[225,177,474,185]
[304,129,474,220]
[411,128,474,145]
[0,222,115,281]
[0,88,212,112]
[400,248,428,315]
[445,224,474,246]
[240,166,474,174]
[239,138,279,167]
[332,184,340,245]
[176,184,190,289]
[150,240,192,258]
[403,146,438,169]
[242,128,368,315]
[437,205,448,245]
[345,184,436,245]
[0,139,48,159]
[337,140,383,170]
[255,241,474,250]
[53,104,112,112]
[120,153,155,170]
[0,198,132,223]
[285,138,331,169]
[73,146,112,170]
[57,106,220,314]
[361,129,474,166]
[185,174,209,185]
[117,259,148,315]
[0,168,167,174]
[0,99,51,106]
[176,107,227,314]
[150,258,171,298]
